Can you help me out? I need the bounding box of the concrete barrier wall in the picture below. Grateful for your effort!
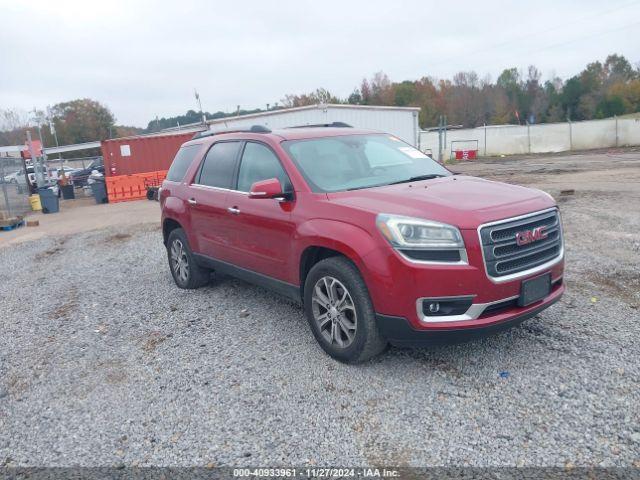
[420,116,640,159]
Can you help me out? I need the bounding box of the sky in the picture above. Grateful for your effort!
[1,0,639,127]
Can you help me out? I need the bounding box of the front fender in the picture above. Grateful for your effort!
[294,219,393,307]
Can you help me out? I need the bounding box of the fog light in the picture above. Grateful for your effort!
[421,296,474,317]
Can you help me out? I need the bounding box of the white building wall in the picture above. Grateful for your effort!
[206,105,420,146]
[420,117,640,159]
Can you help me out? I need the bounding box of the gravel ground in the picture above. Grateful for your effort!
[1,152,639,468]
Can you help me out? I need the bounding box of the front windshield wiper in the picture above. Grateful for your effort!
[345,174,448,191]
[388,174,447,185]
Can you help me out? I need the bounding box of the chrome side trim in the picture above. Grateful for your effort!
[416,294,518,324]
[477,207,564,284]
[191,184,250,195]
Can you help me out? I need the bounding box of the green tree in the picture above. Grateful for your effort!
[596,95,625,118]
[48,98,115,144]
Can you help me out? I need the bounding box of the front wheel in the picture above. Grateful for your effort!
[166,228,210,289]
[304,257,387,363]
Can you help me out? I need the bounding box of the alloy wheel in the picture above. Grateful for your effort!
[170,239,189,283]
[311,276,357,348]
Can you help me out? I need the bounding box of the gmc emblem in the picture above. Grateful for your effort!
[515,226,548,246]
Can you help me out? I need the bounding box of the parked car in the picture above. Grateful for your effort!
[160,124,565,363]
[70,160,104,186]
[49,166,80,181]
[10,165,36,187]
[2,169,23,184]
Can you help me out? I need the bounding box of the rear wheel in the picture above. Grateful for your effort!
[304,257,387,363]
[167,228,209,289]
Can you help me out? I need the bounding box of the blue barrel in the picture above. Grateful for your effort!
[38,187,60,214]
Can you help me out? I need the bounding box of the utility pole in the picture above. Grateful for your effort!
[194,89,206,124]
[48,114,63,172]
[27,130,45,189]
[32,109,48,181]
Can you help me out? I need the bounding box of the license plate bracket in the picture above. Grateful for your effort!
[519,273,552,307]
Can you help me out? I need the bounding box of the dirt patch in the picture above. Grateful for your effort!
[104,232,132,243]
[49,287,79,320]
[142,331,168,353]
[35,245,63,261]
[578,271,640,308]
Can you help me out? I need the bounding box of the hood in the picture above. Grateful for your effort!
[326,176,555,229]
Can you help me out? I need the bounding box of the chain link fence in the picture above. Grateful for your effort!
[0,156,31,220]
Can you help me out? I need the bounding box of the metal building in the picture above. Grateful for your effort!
[205,104,421,146]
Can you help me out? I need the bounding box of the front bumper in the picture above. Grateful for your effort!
[376,282,564,346]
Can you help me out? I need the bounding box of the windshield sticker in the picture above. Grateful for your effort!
[398,147,428,159]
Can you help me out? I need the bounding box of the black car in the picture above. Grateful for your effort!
[70,160,105,187]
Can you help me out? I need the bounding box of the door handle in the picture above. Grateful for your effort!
[187,198,197,205]
[227,206,241,215]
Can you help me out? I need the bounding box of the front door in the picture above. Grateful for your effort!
[224,141,296,283]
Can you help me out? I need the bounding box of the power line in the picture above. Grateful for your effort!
[428,0,640,67]
[525,19,640,54]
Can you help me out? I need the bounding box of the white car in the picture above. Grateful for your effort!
[48,166,80,181]
[2,170,23,184]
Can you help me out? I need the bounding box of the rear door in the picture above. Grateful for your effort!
[188,141,242,262]
[224,141,296,282]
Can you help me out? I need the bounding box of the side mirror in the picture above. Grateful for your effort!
[248,178,288,200]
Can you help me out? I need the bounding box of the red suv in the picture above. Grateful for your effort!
[160,124,564,363]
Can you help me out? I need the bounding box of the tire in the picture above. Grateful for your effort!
[304,256,388,363]
[166,228,210,289]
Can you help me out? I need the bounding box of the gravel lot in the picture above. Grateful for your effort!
[1,150,639,467]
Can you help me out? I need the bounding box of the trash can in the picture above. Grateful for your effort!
[90,181,108,204]
[60,184,75,200]
[38,187,60,214]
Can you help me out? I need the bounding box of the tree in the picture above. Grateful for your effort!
[604,54,636,82]
[281,88,340,108]
[394,81,416,106]
[561,77,584,119]
[596,95,625,118]
[48,98,116,144]
[347,88,362,105]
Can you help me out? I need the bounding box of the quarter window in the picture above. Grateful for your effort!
[197,141,241,188]
[166,144,200,182]
[237,142,291,192]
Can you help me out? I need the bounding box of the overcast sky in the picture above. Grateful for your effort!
[1,0,639,127]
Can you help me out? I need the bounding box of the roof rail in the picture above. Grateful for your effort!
[286,122,353,129]
[191,124,271,140]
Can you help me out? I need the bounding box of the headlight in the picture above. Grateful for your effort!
[376,214,466,263]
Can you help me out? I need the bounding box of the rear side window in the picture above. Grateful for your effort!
[197,141,241,188]
[237,142,292,192]
[166,144,200,182]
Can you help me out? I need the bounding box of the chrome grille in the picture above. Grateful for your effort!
[479,209,563,279]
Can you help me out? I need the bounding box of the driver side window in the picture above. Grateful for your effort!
[237,142,292,192]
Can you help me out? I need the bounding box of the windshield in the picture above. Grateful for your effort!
[282,134,450,192]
